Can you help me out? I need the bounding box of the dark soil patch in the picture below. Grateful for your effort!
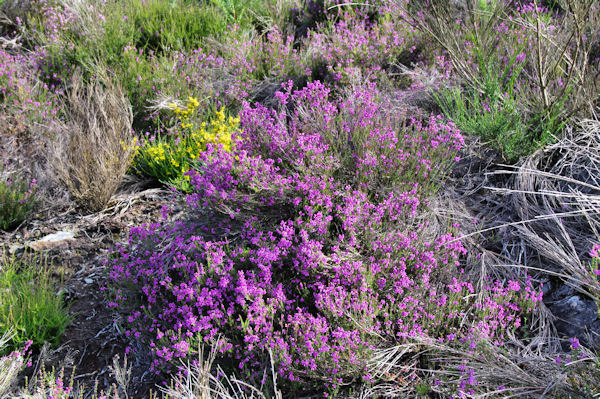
[0,185,176,397]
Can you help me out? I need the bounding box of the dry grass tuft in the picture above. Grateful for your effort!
[485,119,600,301]
[420,118,600,396]
[52,70,135,213]
[160,344,282,399]
[416,337,584,398]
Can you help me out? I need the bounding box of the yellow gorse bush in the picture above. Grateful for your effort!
[133,97,239,191]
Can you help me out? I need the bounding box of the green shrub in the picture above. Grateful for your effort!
[101,0,228,57]
[430,10,563,162]
[434,71,563,162]
[0,253,70,355]
[29,0,230,125]
[417,0,598,161]
[0,173,37,231]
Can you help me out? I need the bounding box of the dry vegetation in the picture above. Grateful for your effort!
[52,71,136,212]
[0,0,599,397]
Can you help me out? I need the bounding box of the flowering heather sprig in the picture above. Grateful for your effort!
[305,4,419,82]
[590,244,600,260]
[586,243,600,318]
[109,81,539,392]
[0,50,26,102]
[0,49,61,138]
[0,337,31,396]
[30,364,78,399]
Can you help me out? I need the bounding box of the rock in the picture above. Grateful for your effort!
[552,284,575,300]
[27,231,76,251]
[550,294,599,346]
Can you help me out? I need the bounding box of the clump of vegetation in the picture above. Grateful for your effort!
[110,82,540,396]
[22,0,278,128]
[413,0,600,161]
[133,99,240,192]
[0,252,70,355]
[0,172,37,231]
[3,0,600,396]
[52,71,136,212]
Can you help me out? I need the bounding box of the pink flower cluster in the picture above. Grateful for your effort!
[0,49,60,128]
[109,81,540,392]
[306,2,419,81]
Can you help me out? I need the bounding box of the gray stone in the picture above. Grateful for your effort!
[27,231,76,251]
[550,295,599,345]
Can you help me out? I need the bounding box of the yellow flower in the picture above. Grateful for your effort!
[215,107,225,122]
[188,96,200,108]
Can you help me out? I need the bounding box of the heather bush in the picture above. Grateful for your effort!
[148,2,419,108]
[0,48,60,141]
[0,171,37,231]
[564,348,600,399]
[0,253,70,356]
[133,100,240,192]
[304,2,420,84]
[151,47,254,115]
[110,82,540,395]
[200,25,307,91]
[0,0,52,39]
[138,25,308,126]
